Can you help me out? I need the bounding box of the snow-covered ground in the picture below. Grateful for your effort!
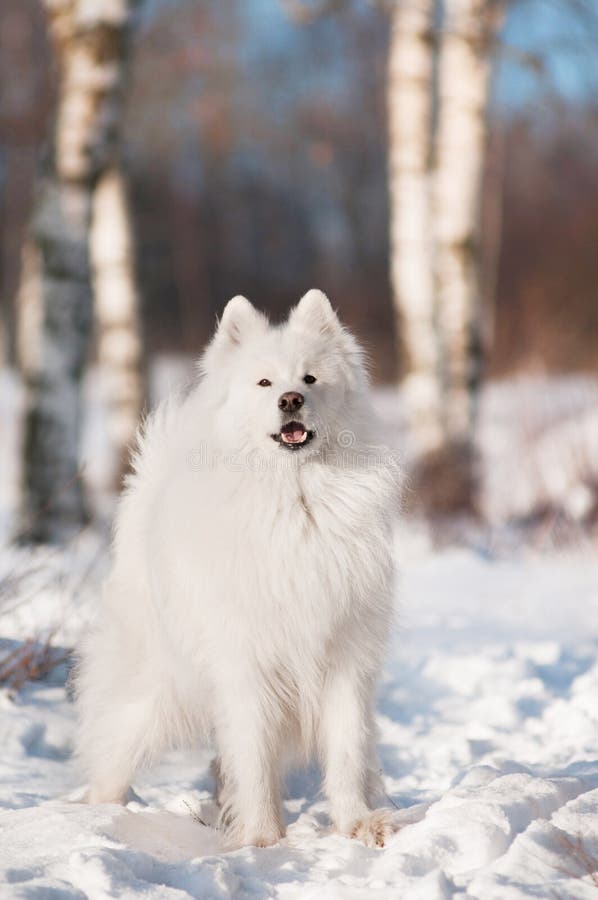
[1,367,598,897]
[1,533,598,898]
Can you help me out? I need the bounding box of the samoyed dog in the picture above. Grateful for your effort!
[76,290,400,848]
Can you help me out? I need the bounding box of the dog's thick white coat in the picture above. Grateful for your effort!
[76,291,400,848]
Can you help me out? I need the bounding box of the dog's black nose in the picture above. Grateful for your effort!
[278,391,304,412]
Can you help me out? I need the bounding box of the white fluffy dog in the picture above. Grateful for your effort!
[76,290,400,848]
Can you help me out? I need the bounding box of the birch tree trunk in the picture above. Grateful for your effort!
[90,166,144,479]
[18,0,135,543]
[431,0,505,509]
[388,0,504,513]
[387,0,441,457]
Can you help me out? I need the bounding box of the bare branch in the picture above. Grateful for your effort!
[279,0,348,26]
[498,42,546,75]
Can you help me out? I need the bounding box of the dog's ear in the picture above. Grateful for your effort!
[199,296,268,375]
[289,290,342,337]
[290,289,368,387]
[216,296,268,346]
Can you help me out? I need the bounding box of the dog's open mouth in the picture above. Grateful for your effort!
[271,421,315,450]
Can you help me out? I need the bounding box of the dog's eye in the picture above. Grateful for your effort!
[303,374,317,385]
[258,379,272,387]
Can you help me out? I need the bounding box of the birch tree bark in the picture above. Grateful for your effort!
[432,0,505,509]
[90,166,143,479]
[387,0,441,457]
[18,0,135,543]
[388,0,504,513]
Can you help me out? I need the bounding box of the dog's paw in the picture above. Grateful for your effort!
[87,784,128,805]
[225,822,285,850]
[349,808,397,849]
[247,831,283,849]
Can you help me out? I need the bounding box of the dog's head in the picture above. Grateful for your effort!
[199,290,368,459]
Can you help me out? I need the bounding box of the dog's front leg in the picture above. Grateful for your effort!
[320,667,395,848]
[214,687,284,848]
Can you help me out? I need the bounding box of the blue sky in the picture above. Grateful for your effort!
[494,0,598,111]
[140,0,598,113]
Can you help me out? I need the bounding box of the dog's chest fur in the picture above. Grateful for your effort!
[148,446,395,699]
[209,461,393,620]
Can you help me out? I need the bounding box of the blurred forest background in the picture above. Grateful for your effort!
[1,0,598,542]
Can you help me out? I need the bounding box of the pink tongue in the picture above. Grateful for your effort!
[282,426,305,443]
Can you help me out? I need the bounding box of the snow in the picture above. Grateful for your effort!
[1,538,598,897]
[374,374,598,527]
[1,367,598,897]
